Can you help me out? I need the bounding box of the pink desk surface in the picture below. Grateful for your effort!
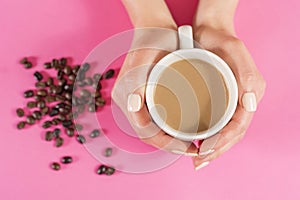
[1,0,300,199]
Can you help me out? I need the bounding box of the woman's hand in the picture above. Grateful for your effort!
[192,0,266,170]
[111,0,199,156]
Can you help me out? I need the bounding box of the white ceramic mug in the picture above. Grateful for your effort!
[145,25,238,141]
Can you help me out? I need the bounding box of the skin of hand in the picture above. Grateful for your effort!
[192,0,266,170]
[111,0,199,156]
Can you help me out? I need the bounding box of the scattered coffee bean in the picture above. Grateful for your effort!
[32,110,42,120]
[53,128,61,138]
[80,89,91,98]
[92,91,101,98]
[42,120,52,129]
[17,121,26,129]
[55,137,64,147]
[76,134,86,144]
[24,90,34,98]
[82,63,90,72]
[105,148,112,157]
[61,156,73,164]
[77,81,86,87]
[20,57,28,64]
[55,95,65,102]
[35,82,46,88]
[59,58,67,66]
[34,71,43,81]
[93,73,102,82]
[49,107,59,117]
[40,106,49,115]
[63,66,71,75]
[103,69,115,79]
[57,114,66,121]
[37,89,47,97]
[52,118,61,125]
[27,101,37,108]
[57,70,64,80]
[84,77,93,86]
[37,100,46,109]
[16,108,25,117]
[68,74,76,82]
[89,129,100,138]
[95,97,105,106]
[45,131,53,141]
[62,120,73,128]
[46,77,53,86]
[63,84,73,92]
[24,62,33,69]
[33,95,43,101]
[66,128,74,137]
[44,62,52,69]
[64,92,72,100]
[96,165,107,175]
[88,104,96,112]
[50,162,60,171]
[58,78,67,87]
[51,59,59,68]
[45,95,55,103]
[72,65,80,74]
[105,166,115,175]
[26,115,35,125]
[92,82,102,90]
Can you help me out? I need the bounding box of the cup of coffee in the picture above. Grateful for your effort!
[145,25,238,141]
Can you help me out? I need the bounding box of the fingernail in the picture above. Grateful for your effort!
[171,150,198,157]
[199,133,220,157]
[242,92,257,112]
[195,161,210,171]
[127,94,142,112]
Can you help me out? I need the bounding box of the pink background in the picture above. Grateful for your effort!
[1,0,300,199]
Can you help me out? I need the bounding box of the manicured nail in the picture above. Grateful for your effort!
[242,92,257,112]
[199,133,220,157]
[127,94,142,112]
[195,161,210,171]
[171,150,198,156]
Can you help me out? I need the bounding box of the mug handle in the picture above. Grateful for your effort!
[178,25,194,49]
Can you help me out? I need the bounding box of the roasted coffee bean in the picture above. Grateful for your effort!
[93,73,102,82]
[20,57,28,64]
[50,162,60,171]
[64,104,71,111]
[42,120,52,129]
[95,97,105,106]
[57,70,64,80]
[17,121,26,129]
[63,66,71,75]
[34,71,43,81]
[66,128,74,137]
[33,95,43,101]
[55,102,65,109]
[92,82,102,90]
[65,92,72,100]
[53,128,61,138]
[58,114,66,121]
[72,96,79,106]
[44,62,52,69]
[27,101,36,108]
[68,74,75,82]
[82,63,90,72]
[61,156,73,164]
[51,86,63,95]
[58,107,67,114]
[46,77,53,86]
[80,89,91,98]
[72,65,80,74]
[24,90,34,98]
[37,89,47,97]
[40,106,49,115]
[35,82,46,88]
[45,131,53,141]
[55,95,65,102]
[77,105,85,113]
[92,91,101,98]
[32,110,42,120]
[16,108,25,117]
[103,69,115,79]
[26,115,35,125]
[105,167,115,176]
[76,134,86,144]
[58,79,67,87]
[51,59,59,68]
[52,118,61,125]
[55,137,63,147]
[105,148,112,157]
[77,81,86,87]
[74,124,83,131]
[62,120,73,128]
[37,100,46,109]
[49,107,59,117]
[63,84,73,92]
[59,58,67,66]
[96,165,107,175]
[89,129,100,138]
[45,95,55,103]
[88,104,96,112]
[67,112,78,120]
[84,77,93,86]
[24,62,32,69]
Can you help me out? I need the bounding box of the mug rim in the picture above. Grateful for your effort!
[145,48,238,141]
